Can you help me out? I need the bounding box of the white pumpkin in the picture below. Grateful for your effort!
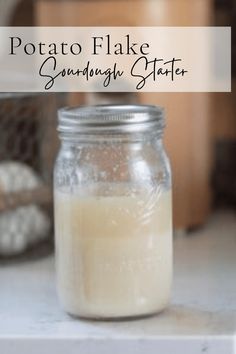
[0,161,50,256]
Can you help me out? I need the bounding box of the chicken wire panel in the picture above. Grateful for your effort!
[0,93,62,179]
[0,93,66,258]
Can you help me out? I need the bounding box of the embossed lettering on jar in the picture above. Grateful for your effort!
[54,104,173,319]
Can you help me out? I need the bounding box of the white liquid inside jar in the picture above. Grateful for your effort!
[54,188,172,319]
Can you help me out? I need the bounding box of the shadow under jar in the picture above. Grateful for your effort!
[54,105,172,320]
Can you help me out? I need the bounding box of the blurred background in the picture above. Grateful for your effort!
[0,0,235,261]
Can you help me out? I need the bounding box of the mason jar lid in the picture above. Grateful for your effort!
[58,104,164,135]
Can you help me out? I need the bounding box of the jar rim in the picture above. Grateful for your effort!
[58,104,165,135]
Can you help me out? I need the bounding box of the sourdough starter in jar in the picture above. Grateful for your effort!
[54,105,172,319]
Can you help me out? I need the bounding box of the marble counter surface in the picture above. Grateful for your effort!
[0,211,235,354]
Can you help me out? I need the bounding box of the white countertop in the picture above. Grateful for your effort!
[0,211,235,354]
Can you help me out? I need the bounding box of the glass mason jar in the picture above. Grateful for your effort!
[54,105,172,320]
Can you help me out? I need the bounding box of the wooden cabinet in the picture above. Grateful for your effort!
[36,0,213,229]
